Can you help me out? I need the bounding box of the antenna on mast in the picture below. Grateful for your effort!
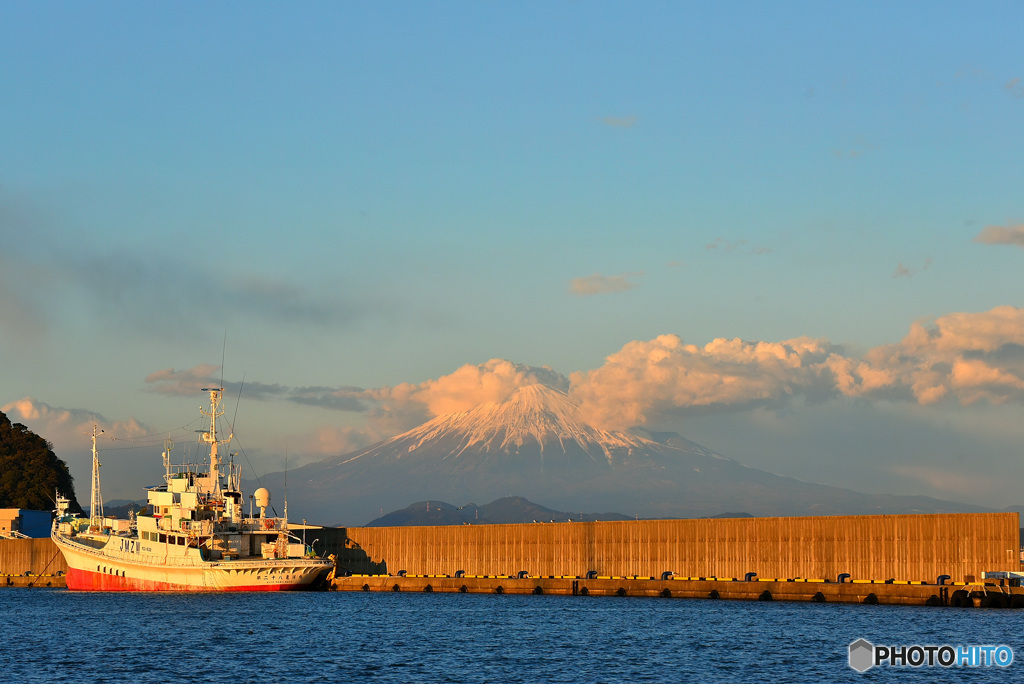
[162,439,174,483]
[220,330,227,391]
[200,387,231,497]
[88,424,105,529]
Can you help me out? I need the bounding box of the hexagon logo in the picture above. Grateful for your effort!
[848,638,875,672]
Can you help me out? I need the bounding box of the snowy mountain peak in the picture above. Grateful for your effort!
[272,384,989,526]
[383,383,652,461]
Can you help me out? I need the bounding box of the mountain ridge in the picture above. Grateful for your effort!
[254,383,991,526]
[364,496,633,527]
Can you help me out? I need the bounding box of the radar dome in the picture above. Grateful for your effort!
[254,488,271,508]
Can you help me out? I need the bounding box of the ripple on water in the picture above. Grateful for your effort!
[2,590,1021,683]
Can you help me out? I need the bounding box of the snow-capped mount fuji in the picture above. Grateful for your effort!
[372,383,658,470]
[261,383,988,526]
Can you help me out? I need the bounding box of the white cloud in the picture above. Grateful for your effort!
[600,115,637,128]
[569,272,642,296]
[1,397,150,460]
[568,306,1024,431]
[892,259,931,278]
[569,334,835,430]
[367,359,569,431]
[144,365,223,396]
[974,224,1024,246]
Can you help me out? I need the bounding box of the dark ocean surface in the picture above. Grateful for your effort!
[2,589,1020,682]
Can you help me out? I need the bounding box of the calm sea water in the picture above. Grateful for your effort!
[2,589,1020,682]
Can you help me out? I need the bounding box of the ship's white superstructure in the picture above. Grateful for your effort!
[52,388,334,591]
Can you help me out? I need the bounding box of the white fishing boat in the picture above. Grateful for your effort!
[52,388,334,591]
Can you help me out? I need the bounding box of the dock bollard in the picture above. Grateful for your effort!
[936,575,950,586]
[744,572,757,582]
[837,573,850,584]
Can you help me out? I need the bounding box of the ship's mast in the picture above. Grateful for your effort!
[162,439,174,483]
[200,387,232,497]
[89,424,104,528]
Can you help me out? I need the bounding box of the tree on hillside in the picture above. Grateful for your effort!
[0,410,82,512]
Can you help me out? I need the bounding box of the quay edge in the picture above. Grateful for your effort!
[329,574,1024,608]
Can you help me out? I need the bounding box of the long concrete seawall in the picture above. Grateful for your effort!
[0,538,68,576]
[335,512,1022,583]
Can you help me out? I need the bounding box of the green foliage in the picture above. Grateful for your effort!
[0,411,82,512]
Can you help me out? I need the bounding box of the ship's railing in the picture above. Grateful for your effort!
[243,516,284,532]
[54,530,211,568]
[0,530,30,540]
[56,530,330,569]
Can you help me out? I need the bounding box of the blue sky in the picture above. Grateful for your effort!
[3,2,1024,509]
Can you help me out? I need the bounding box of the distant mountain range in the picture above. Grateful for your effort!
[255,384,991,526]
[366,496,758,526]
[365,496,632,526]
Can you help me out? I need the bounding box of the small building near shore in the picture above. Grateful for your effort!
[0,509,52,539]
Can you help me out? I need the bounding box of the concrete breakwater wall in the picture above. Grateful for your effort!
[337,512,1021,583]
[331,574,1024,608]
[0,538,68,576]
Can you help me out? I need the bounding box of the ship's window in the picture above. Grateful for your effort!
[159,534,166,543]
[178,536,185,546]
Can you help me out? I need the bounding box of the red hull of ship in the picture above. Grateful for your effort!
[65,567,319,592]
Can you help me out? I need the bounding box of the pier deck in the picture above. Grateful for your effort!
[330,574,1024,608]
